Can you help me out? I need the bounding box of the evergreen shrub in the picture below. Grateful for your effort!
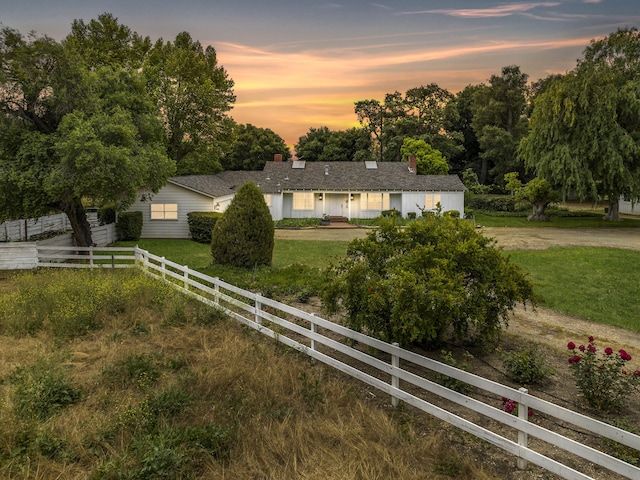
[211,182,274,268]
[116,211,143,241]
[187,212,223,243]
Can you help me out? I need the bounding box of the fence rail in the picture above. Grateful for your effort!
[3,245,639,479]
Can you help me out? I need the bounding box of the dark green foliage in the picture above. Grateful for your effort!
[98,206,116,225]
[102,353,162,390]
[497,344,553,385]
[381,208,400,218]
[274,217,321,228]
[444,210,460,218]
[466,194,515,212]
[211,182,274,268]
[322,216,535,348]
[222,123,291,171]
[9,361,82,420]
[116,211,143,241]
[187,211,223,243]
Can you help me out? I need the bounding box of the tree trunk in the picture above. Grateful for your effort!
[61,198,93,247]
[527,201,549,222]
[603,198,620,221]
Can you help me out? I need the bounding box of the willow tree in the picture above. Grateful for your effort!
[520,28,640,220]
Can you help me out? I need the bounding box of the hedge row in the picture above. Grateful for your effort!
[187,212,224,243]
[116,211,143,241]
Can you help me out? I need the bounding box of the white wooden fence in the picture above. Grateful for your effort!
[0,224,117,270]
[0,212,100,242]
[2,245,640,479]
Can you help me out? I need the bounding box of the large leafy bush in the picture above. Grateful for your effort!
[322,216,535,348]
[211,182,274,267]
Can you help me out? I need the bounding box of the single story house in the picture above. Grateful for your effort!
[127,156,467,239]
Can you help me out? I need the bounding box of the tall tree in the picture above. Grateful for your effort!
[355,86,462,164]
[448,85,482,176]
[144,32,236,174]
[472,66,529,185]
[222,124,291,171]
[520,28,640,220]
[65,12,151,68]
[295,126,371,162]
[0,26,174,245]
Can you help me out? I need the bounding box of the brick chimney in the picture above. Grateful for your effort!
[408,156,417,174]
[274,153,283,162]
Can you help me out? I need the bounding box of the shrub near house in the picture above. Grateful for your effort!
[187,212,223,243]
[211,183,274,268]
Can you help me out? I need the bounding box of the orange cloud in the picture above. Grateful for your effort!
[215,34,595,148]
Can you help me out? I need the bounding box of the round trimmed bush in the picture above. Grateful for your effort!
[211,182,274,268]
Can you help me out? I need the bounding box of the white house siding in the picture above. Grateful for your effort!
[128,183,213,239]
[267,193,284,221]
[619,198,640,216]
[401,191,464,217]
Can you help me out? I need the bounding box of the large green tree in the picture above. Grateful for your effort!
[400,138,449,175]
[472,66,529,185]
[520,28,640,220]
[354,85,462,164]
[144,31,236,174]
[0,26,174,246]
[222,123,291,171]
[65,12,151,68]
[294,126,371,162]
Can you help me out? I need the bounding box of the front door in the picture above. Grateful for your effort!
[325,193,348,217]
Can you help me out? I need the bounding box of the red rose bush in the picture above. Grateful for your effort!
[567,336,640,412]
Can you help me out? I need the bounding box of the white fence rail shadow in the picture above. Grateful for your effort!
[2,244,639,479]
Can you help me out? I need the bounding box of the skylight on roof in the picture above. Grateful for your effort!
[292,161,306,169]
[365,161,377,170]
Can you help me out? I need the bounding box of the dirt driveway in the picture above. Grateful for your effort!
[276,225,640,250]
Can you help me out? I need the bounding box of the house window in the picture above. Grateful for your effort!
[150,203,178,220]
[293,192,314,210]
[361,193,389,210]
[425,194,441,210]
[264,194,272,207]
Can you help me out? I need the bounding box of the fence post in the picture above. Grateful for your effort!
[517,387,529,470]
[183,266,189,290]
[391,342,400,408]
[255,293,262,325]
[89,246,94,267]
[161,257,166,279]
[310,313,317,351]
[213,278,220,305]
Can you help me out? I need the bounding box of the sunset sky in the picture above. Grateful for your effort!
[2,1,638,149]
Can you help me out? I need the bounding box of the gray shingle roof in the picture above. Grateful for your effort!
[168,161,466,197]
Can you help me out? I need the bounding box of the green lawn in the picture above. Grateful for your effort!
[507,247,640,332]
[472,212,640,228]
[119,235,640,333]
